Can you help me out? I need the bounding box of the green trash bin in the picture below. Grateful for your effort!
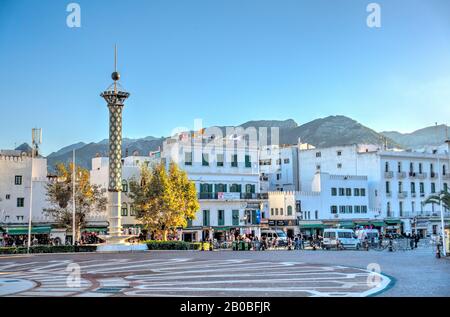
[232,241,238,251]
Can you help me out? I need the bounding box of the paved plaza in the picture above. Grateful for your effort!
[0,244,448,297]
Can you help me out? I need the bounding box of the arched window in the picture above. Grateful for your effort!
[129,205,136,216]
[121,203,128,216]
[122,179,128,192]
[287,206,293,216]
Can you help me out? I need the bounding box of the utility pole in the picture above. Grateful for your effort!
[72,149,76,245]
[435,123,447,256]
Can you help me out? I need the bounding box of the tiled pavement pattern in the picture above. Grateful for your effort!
[0,257,390,297]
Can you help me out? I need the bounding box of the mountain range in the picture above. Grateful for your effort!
[12,115,448,171]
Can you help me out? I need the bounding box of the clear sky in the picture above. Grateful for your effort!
[1,0,449,155]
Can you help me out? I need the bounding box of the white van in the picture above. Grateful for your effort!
[355,229,379,244]
[323,229,361,250]
[261,229,288,245]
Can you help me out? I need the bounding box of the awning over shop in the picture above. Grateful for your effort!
[385,219,402,225]
[5,226,51,235]
[354,221,385,227]
[213,226,234,231]
[339,221,355,228]
[81,227,107,233]
[299,223,325,229]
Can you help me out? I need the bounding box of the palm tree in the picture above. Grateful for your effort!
[424,190,450,211]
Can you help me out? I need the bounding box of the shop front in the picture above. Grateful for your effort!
[268,219,299,238]
[298,221,325,238]
[353,220,385,231]
[384,219,402,234]
[2,226,52,246]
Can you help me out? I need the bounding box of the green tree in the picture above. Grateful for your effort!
[44,163,107,241]
[129,162,199,241]
[424,190,450,210]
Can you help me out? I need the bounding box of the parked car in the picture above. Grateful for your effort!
[323,229,361,250]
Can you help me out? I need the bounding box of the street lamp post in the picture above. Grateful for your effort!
[72,149,76,245]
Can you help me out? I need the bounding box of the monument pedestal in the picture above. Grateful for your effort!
[96,235,148,252]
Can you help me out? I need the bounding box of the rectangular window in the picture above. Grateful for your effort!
[121,206,128,216]
[283,158,290,164]
[15,175,22,185]
[337,163,342,169]
[184,152,192,166]
[231,154,238,167]
[339,188,345,196]
[337,151,342,156]
[5,194,10,200]
[354,206,361,213]
[245,155,251,168]
[280,208,284,216]
[411,182,416,193]
[347,206,353,213]
[398,181,403,192]
[360,188,366,196]
[17,198,24,207]
[275,208,279,215]
[203,210,210,226]
[331,188,337,196]
[361,206,367,213]
[431,182,436,193]
[397,162,402,173]
[232,210,239,226]
[444,183,448,192]
[316,152,321,157]
[130,206,136,216]
[330,205,337,214]
[202,153,209,166]
[276,173,281,180]
[345,188,351,196]
[270,208,274,216]
[276,159,282,165]
[354,188,360,196]
[216,154,224,167]
[339,206,345,214]
[420,182,425,194]
[386,181,390,193]
[218,210,225,226]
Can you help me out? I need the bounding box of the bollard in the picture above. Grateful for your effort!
[388,238,393,252]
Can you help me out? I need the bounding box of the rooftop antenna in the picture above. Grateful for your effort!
[31,128,42,156]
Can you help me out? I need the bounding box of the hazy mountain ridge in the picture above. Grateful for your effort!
[16,115,443,172]
[381,124,449,149]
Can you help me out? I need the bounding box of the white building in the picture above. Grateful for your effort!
[297,142,450,236]
[0,149,54,239]
[161,131,264,242]
[259,143,314,193]
[89,131,266,242]
[268,172,379,237]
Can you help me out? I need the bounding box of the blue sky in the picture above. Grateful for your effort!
[1,0,449,155]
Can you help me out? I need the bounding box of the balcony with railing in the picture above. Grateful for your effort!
[198,192,259,200]
[417,172,427,179]
[430,172,438,179]
[384,171,393,178]
[408,172,417,178]
[443,174,450,180]
[397,191,408,199]
[397,172,406,179]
